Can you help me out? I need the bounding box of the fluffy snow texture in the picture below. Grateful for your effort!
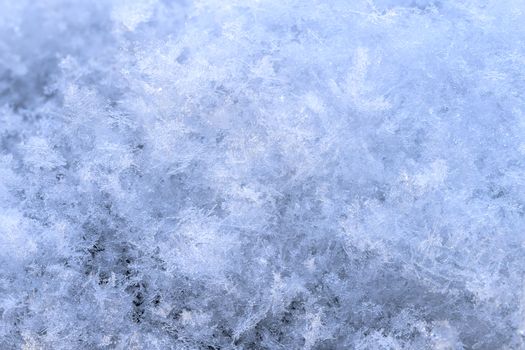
[1,0,525,349]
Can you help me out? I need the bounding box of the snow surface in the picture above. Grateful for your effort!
[1,0,525,349]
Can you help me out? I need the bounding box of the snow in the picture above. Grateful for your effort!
[1,0,525,348]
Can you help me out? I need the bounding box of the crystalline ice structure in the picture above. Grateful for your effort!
[1,0,525,349]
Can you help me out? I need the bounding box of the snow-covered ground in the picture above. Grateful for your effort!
[1,0,525,348]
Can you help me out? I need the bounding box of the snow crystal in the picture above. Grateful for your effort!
[1,0,525,349]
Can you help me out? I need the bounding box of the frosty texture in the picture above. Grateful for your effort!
[1,0,525,349]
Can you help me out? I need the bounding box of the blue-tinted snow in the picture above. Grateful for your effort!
[1,0,525,349]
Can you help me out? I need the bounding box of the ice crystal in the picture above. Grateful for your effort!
[1,0,525,349]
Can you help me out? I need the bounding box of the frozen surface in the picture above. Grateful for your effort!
[1,0,525,349]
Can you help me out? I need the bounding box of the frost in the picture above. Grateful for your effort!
[112,0,158,31]
[346,47,392,111]
[0,210,37,260]
[22,137,66,170]
[1,0,525,349]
